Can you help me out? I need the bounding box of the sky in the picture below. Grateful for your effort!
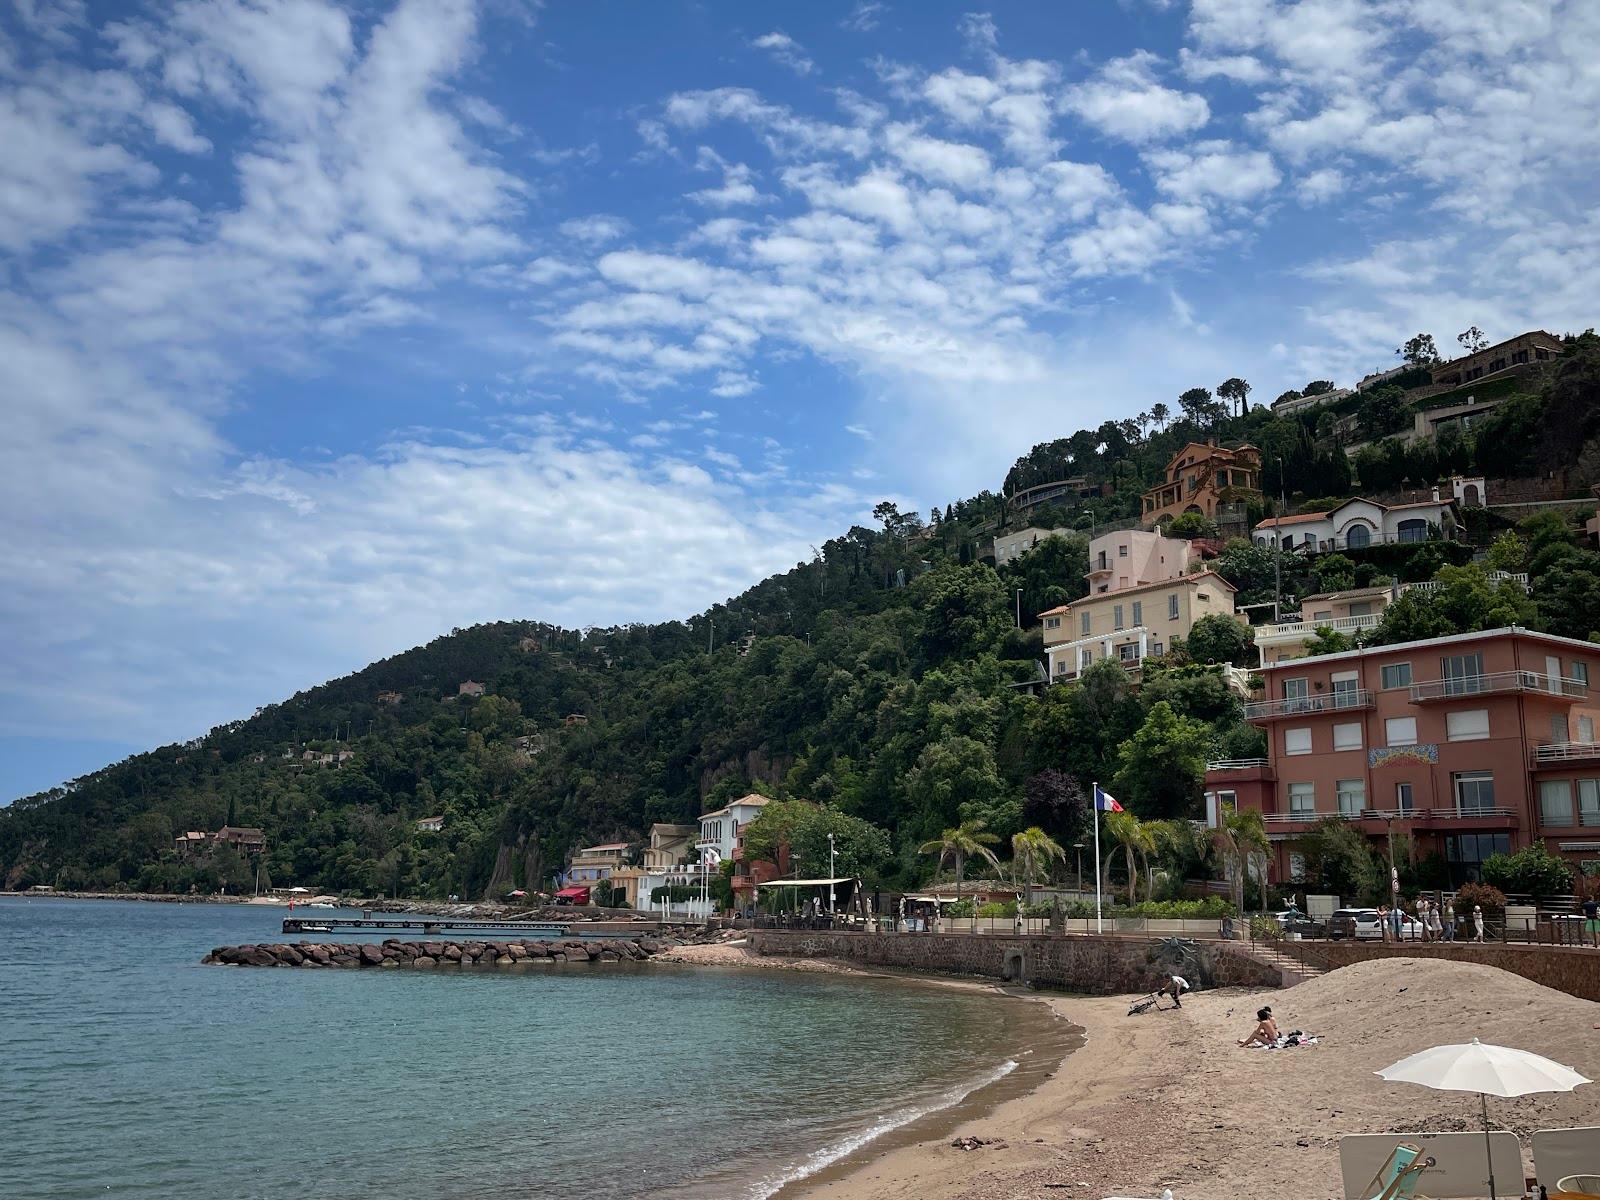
[4,0,1599,801]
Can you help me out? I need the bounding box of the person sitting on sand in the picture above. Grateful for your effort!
[1238,1006,1279,1047]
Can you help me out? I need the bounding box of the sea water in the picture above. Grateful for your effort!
[0,898,1056,1199]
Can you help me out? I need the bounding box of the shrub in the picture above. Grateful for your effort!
[1452,882,1507,917]
[976,901,1017,917]
[945,900,975,917]
[1249,915,1283,941]
[1480,844,1571,898]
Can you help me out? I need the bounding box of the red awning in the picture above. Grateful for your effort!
[554,886,590,900]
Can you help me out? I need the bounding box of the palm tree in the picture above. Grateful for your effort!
[919,819,1001,909]
[1103,810,1153,904]
[1011,826,1067,907]
[1140,819,1192,902]
[1211,807,1269,926]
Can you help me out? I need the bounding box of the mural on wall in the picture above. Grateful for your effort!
[1369,744,1439,769]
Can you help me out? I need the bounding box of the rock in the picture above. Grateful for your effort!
[379,958,398,968]
[359,944,384,966]
[550,952,567,962]
[441,945,462,961]
[506,944,527,960]
[523,942,550,958]
[599,951,619,962]
[421,942,445,957]
[495,955,515,965]
[413,956,437,968]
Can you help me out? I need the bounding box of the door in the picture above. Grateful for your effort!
[1546,655,1562,691]
[1331,672,1360,711]
[1442,652,1484,696]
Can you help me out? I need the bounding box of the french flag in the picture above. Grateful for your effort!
[1094,786,1124,813]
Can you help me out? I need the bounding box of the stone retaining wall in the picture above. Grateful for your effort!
[203,931,704,969]
[746,930,1282,993]
[1290,941,1600,1002]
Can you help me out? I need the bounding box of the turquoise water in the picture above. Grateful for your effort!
[0,899,1047,1199]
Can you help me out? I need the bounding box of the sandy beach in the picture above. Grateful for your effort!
[171,930,1600,1198]
[690,952,1600,1200]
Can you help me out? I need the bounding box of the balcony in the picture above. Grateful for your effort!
[1205,758,1271,772]
[1254,613,1381,646]
[1530,742,1600,769]
[1244,689,1374,721]
[1261,806,1517,828]
[1409,671,1587,704]
[1403,571,1529,596]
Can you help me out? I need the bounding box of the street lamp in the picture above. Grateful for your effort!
[1073,842,1085,894]
[1273,455,1287,622]
[827,832,836,913]
[1015,587,1023,629]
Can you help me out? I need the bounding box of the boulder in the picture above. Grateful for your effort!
[494,954,515,965]
[506,944,527,960]
[523,942,550,958]
[599,951,619,962]
[358,944,384,966]
[413,956,437,968]
[379,958,398,968]
[441,945,462,961]
[421,942,445,957]
[550,952,567,963]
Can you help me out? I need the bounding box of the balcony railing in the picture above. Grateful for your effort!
[1244,689,1374,720]
[1531,741,1600,766]
[1261,806,1516,825]
[1205,758,1270,772]
[1254,613,1381,644]
[1409,671,1587,703]
[1403,571,1529,595]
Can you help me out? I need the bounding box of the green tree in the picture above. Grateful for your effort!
[1178,387,1219,426]
[1480,843,1572,899]
[918,819,1002,906]
[1211,538,1278,606]
[1010,825,1066,905]
[1112,701,1209,819]
[1397,333,1440,366]
[1369,564,1536,646]
[1150,402,1170,430]
[1301,816,1382,901]
[1102,809,1153,903]
[1218,376,1253,417]
[910,565,1010,664]
[905,736,1006,842]
[1183,613,1253,666]
[1210,806,1268,922]
[1164,511,1217,538]
[1485,531,1528,572]
[1356,386,1409,441]
[1457,326,1488,353]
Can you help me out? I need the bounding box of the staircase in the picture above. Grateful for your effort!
[1242,942,1330,985]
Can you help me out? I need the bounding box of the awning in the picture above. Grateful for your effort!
[554,886,590,899]
[755,877,854,887]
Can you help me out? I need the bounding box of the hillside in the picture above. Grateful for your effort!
[4,331,1598,899]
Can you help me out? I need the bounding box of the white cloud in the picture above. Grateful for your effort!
[1063,51,1210,143]
[751,31,814,76]
[1146,140,1281,203]
[841,2,886,33]
[1296,167,1346,204]
[559,214,629,244]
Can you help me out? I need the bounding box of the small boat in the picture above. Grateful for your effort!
[296,921,333,933]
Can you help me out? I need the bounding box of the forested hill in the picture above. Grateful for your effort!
[5,331,1598,899]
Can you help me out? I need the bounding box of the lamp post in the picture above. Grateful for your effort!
[1273,455,1286,622]
[1015,587,1023,629]
[1073,842,1085,894]
[827,833,836,913]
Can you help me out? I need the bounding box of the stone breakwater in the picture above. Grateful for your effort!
[203,929,718,969]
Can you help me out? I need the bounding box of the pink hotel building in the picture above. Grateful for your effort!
[1204,627,1600,887]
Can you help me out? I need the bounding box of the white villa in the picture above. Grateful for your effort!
[1253,496,1458,553]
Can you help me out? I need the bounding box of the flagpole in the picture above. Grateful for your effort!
[1092,781,1103,935]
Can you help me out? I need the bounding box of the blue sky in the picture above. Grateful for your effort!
[4,0,1598,801]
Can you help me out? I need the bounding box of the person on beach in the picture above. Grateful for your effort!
[1472,905,1486,943]
[1416,897,1430,942]
[1584,895,1598,948]
[1377,904,1390,942]
[1428,903,1443,943]
[1163,974,1190,1007]
[1238,1006,1280,1047]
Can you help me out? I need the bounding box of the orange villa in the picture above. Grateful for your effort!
[1205,627,1600,886]
[1141,441,1262,528]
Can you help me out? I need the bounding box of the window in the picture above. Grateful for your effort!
[1581,716,1596,743]
[1132,600,1143,626]
[1345,524,1371,549]
[1582,780,1600,827]
[1078,647,1092,671]
[1332,672,1361,709]
[1283,678,1309,712]
[1572,662,1590,687]
[1198,592,1211,602]
[1381,662,1412,690]
[1152,641,1164,655]
[1045,616,1061,630]
[1114,604,1125,631]
[1396,782,1415,815]
[1313,609,1334,621]
[1333,722,1363,750]
[1215,790,1237,816]
[1348,601,1373,617]
[1446,710,1490,742]
[1168,593,1179,620]
[1288,852,1306,882]
[1552,714,1570,743]
[1285,727,1313,756]
[1118,543,1128,557]
[1539,781,1575,827]
[1081,611,1091,635]
[1453,771,1496,814]
[1118,642,1139,663]
[1441,652,1485,696]
[1288,782,1316,815]
[1396,519,1428,543]
[1337,779,1366,816]
[1386,717,1418,747]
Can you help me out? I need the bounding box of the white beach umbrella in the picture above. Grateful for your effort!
[1377,1038,1591,1200]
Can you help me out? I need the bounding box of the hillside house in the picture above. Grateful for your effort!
[1252,586,1398,665]
[416,816,445,833]
[993,526,1060,565]
[376,691,402,706]
[1010,477,1103,513]
[1253,496,1458,553]
[1140,442,1262,530]
[216,826,267,853]
[1430,330,1562,388]
[563,713,589,727]
[458,681,486,698]
[563,842,630,885]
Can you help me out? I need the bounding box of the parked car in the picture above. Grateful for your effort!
[1329,907,1423,940]
[1268,908,1322,937]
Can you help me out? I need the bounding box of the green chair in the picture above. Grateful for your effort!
[1360,1142,1436,1200]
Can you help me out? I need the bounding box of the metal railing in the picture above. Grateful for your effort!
[1205,757,1271,772]
[1403,571,1529,595]
[1531,741,1600,765]
[1409,671,1587,702]
[1244,689,1374,720]
[1261,806,1516,825]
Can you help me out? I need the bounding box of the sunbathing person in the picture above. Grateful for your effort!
[1237,1006,1280,1047]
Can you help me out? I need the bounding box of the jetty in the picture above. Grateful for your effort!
[281,915,658,936]
[205,927,720,968]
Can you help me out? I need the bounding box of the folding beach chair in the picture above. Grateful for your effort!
[1359,1143,1435,1200]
